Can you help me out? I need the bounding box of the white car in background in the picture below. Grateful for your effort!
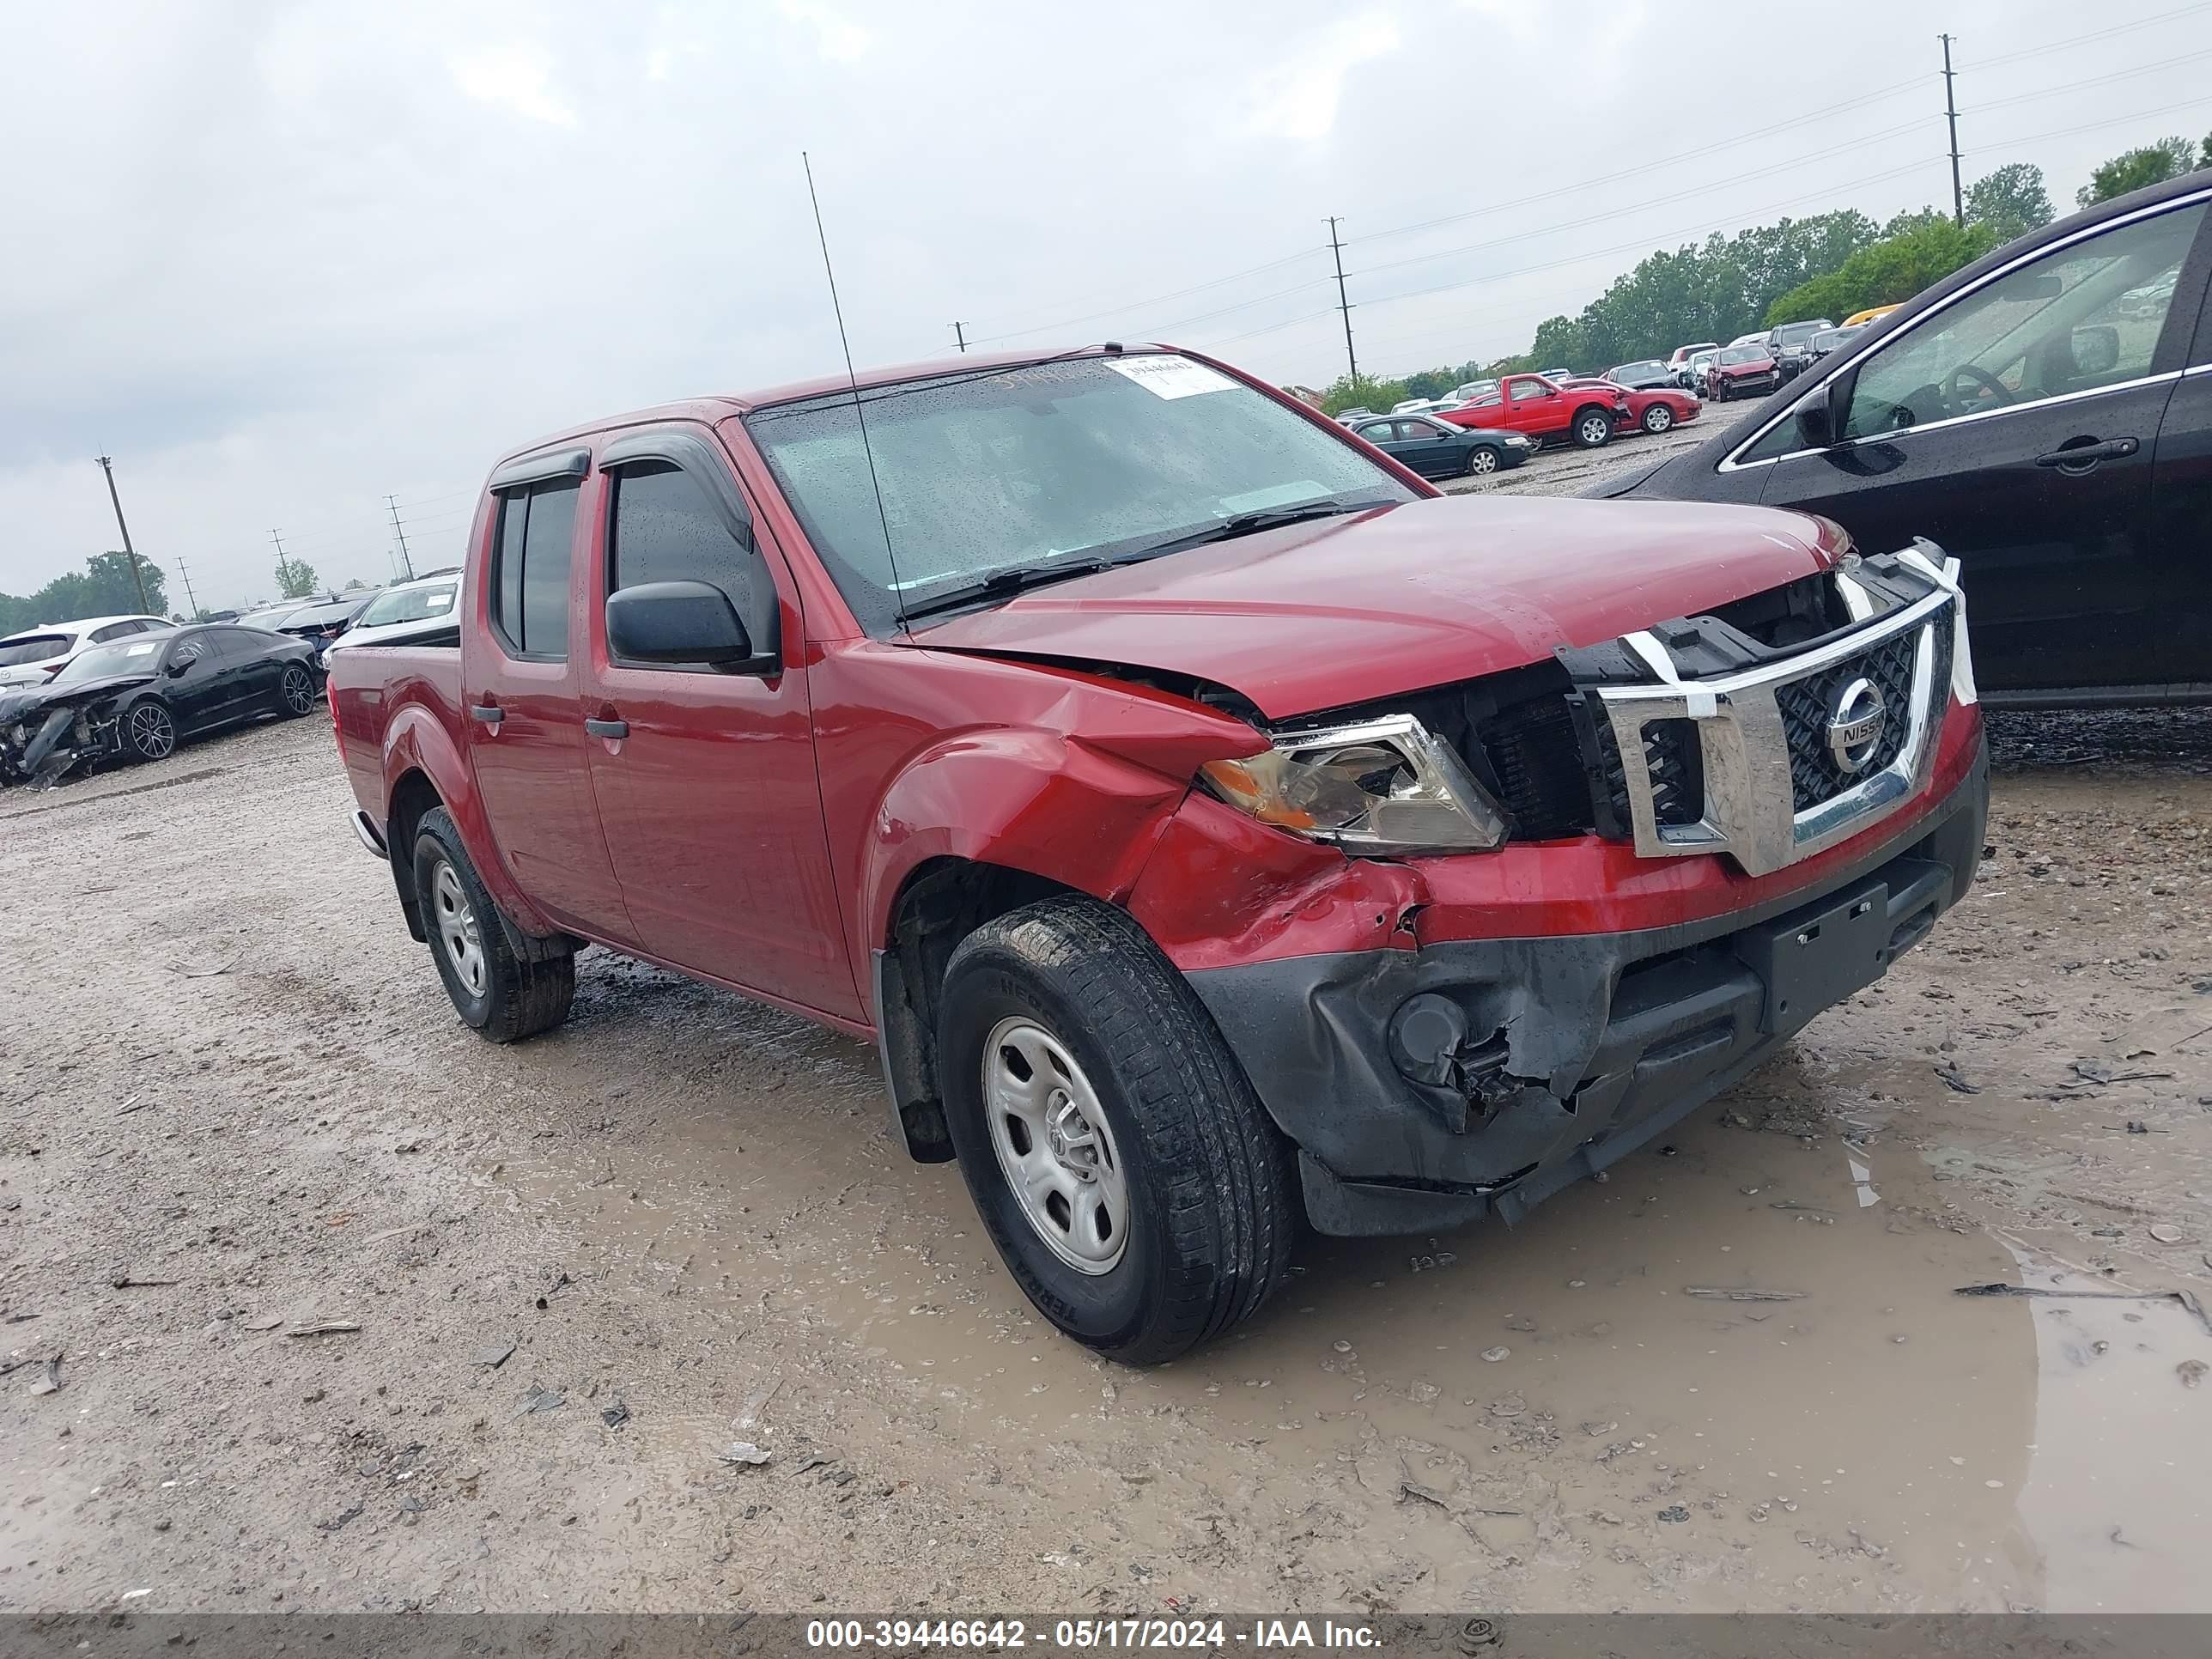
[318,572,461,667]
[0,615,176,691]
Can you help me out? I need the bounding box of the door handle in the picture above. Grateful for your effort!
[584,717,629,740]
[468,703,503,725]
[2034,436,2138,470]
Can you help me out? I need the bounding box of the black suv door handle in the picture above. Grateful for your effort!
[2035,436,2138,470]
[468,703,503,725]
[584,717,629,740]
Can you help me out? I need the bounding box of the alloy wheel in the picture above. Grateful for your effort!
[129,704,174,759]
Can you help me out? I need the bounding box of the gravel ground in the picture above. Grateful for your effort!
[3,625,2209,1616]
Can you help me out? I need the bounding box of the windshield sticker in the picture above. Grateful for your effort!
[120,642,159,657]
[1218,482,1332,515]
[1104,356,1237,400]
[426,592,453,611]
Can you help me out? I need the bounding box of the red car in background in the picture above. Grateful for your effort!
[1702,343,1782,402]
[1437,373,1627,449]
[1559,377,1703,436]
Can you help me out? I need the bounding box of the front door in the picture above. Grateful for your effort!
[465,464,637,941]
[1502,375,1560,437]
[578,429,860,1022]
[212,627,283,715]
[157,632,234,731]
[1755,197,2210,696]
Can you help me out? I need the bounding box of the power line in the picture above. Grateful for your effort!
[965,245,1320,346]
[1969,1,2209,70]
[1960,92,2212,155]
[1967,46,2212,115]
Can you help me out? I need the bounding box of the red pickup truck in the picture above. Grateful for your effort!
[330,344,1988,1363]
[1437,372,1630,448]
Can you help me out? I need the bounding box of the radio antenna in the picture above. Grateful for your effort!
[801,151,905,622]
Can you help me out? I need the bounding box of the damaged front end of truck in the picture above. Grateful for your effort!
[1126,544,1990,1238]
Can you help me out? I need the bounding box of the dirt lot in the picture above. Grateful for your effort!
[3,633,2210,1614]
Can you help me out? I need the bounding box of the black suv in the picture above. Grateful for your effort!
[1589,170,2212,708]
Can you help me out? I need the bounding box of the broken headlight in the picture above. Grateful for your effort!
[1200,713,1510,854]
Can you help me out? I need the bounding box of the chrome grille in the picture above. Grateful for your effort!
[1589,568,1961,878]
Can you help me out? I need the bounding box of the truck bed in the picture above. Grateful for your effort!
[329,642,467,828]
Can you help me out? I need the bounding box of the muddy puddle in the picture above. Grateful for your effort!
[473,961,2212,1612]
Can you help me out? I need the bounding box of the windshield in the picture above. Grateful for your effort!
[744,354,1416,633]
[52,638,165,683]
[0,635,70,668]
[238,606,297,629]
[1719,346,1765,364]
[1610,362,1665,380]
[1810,328,1854,351]
[356,582,456,628]
[1774,322,1827,347]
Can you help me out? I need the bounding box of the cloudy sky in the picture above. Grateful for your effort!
[4,0,2209,610]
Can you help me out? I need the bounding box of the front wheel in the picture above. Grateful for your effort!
[1571,405,1614,448]
[1642,402,1675,434]
[122,699,176,763]
[1465,446,1500,477]
[938,897,1297,1364]
[411,806,574,1042]
[277,663,317,717]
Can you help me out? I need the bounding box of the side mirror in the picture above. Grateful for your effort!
[166,655,192,678]
[2071,324,2120,375]
[1794,378,1847,449]
[605,580,774,672]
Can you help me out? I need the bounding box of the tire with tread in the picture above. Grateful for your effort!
[1642,401,1674,434]
[1571,404,1615,448]
[1464,446,1500,477]
[938,896,1297,1364]
[411,805,574,1042]
[121,698,176,763]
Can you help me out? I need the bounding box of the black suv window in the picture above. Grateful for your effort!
[489,482,581,659]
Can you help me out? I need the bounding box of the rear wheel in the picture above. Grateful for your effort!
[411,806,574,1042]
[938,896,1297,1364]
[277,663,317,717]
[1571,405,1614,448]
[1465,446,1500,477]
[122,699,176,763]
[1642,402,1675,434]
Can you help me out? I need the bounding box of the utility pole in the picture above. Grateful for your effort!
[385,495,416,580]
[270,528,292,597]
[174,558,200,619]
[950,321,968,354]
[94,455,154,614]
[1940,34,1965,228]
[1324,216,1358,384]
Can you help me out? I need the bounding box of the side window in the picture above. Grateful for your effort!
[1840,201,2208,441]
[488,482,581,659]
[90,623,135,642]
[167,637,210,675]
[606,459,758,627]
[1508,379,1547,402]
[1401,420,1442,441]
[210,629,268,658]
[1357,421,1396,442]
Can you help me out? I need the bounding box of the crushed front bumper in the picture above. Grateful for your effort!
[1185,743,1987,1237]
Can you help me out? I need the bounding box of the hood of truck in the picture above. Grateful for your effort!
[905,495,1842,719]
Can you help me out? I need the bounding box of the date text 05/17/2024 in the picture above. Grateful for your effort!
[804,1617,1386,1650]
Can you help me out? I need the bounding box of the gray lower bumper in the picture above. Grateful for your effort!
[1185,746,1988,1237]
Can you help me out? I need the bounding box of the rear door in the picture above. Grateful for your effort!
[577,428,860,1019]
[1742,194,2210,696]
[211,628,283,714]
[464,451,638,941]
[2148,219,2212,690]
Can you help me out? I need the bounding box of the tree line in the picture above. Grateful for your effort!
[1322,134,2211,415]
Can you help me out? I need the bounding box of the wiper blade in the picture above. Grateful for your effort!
[896,559,1114,626]
[1115,497,1399,562]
